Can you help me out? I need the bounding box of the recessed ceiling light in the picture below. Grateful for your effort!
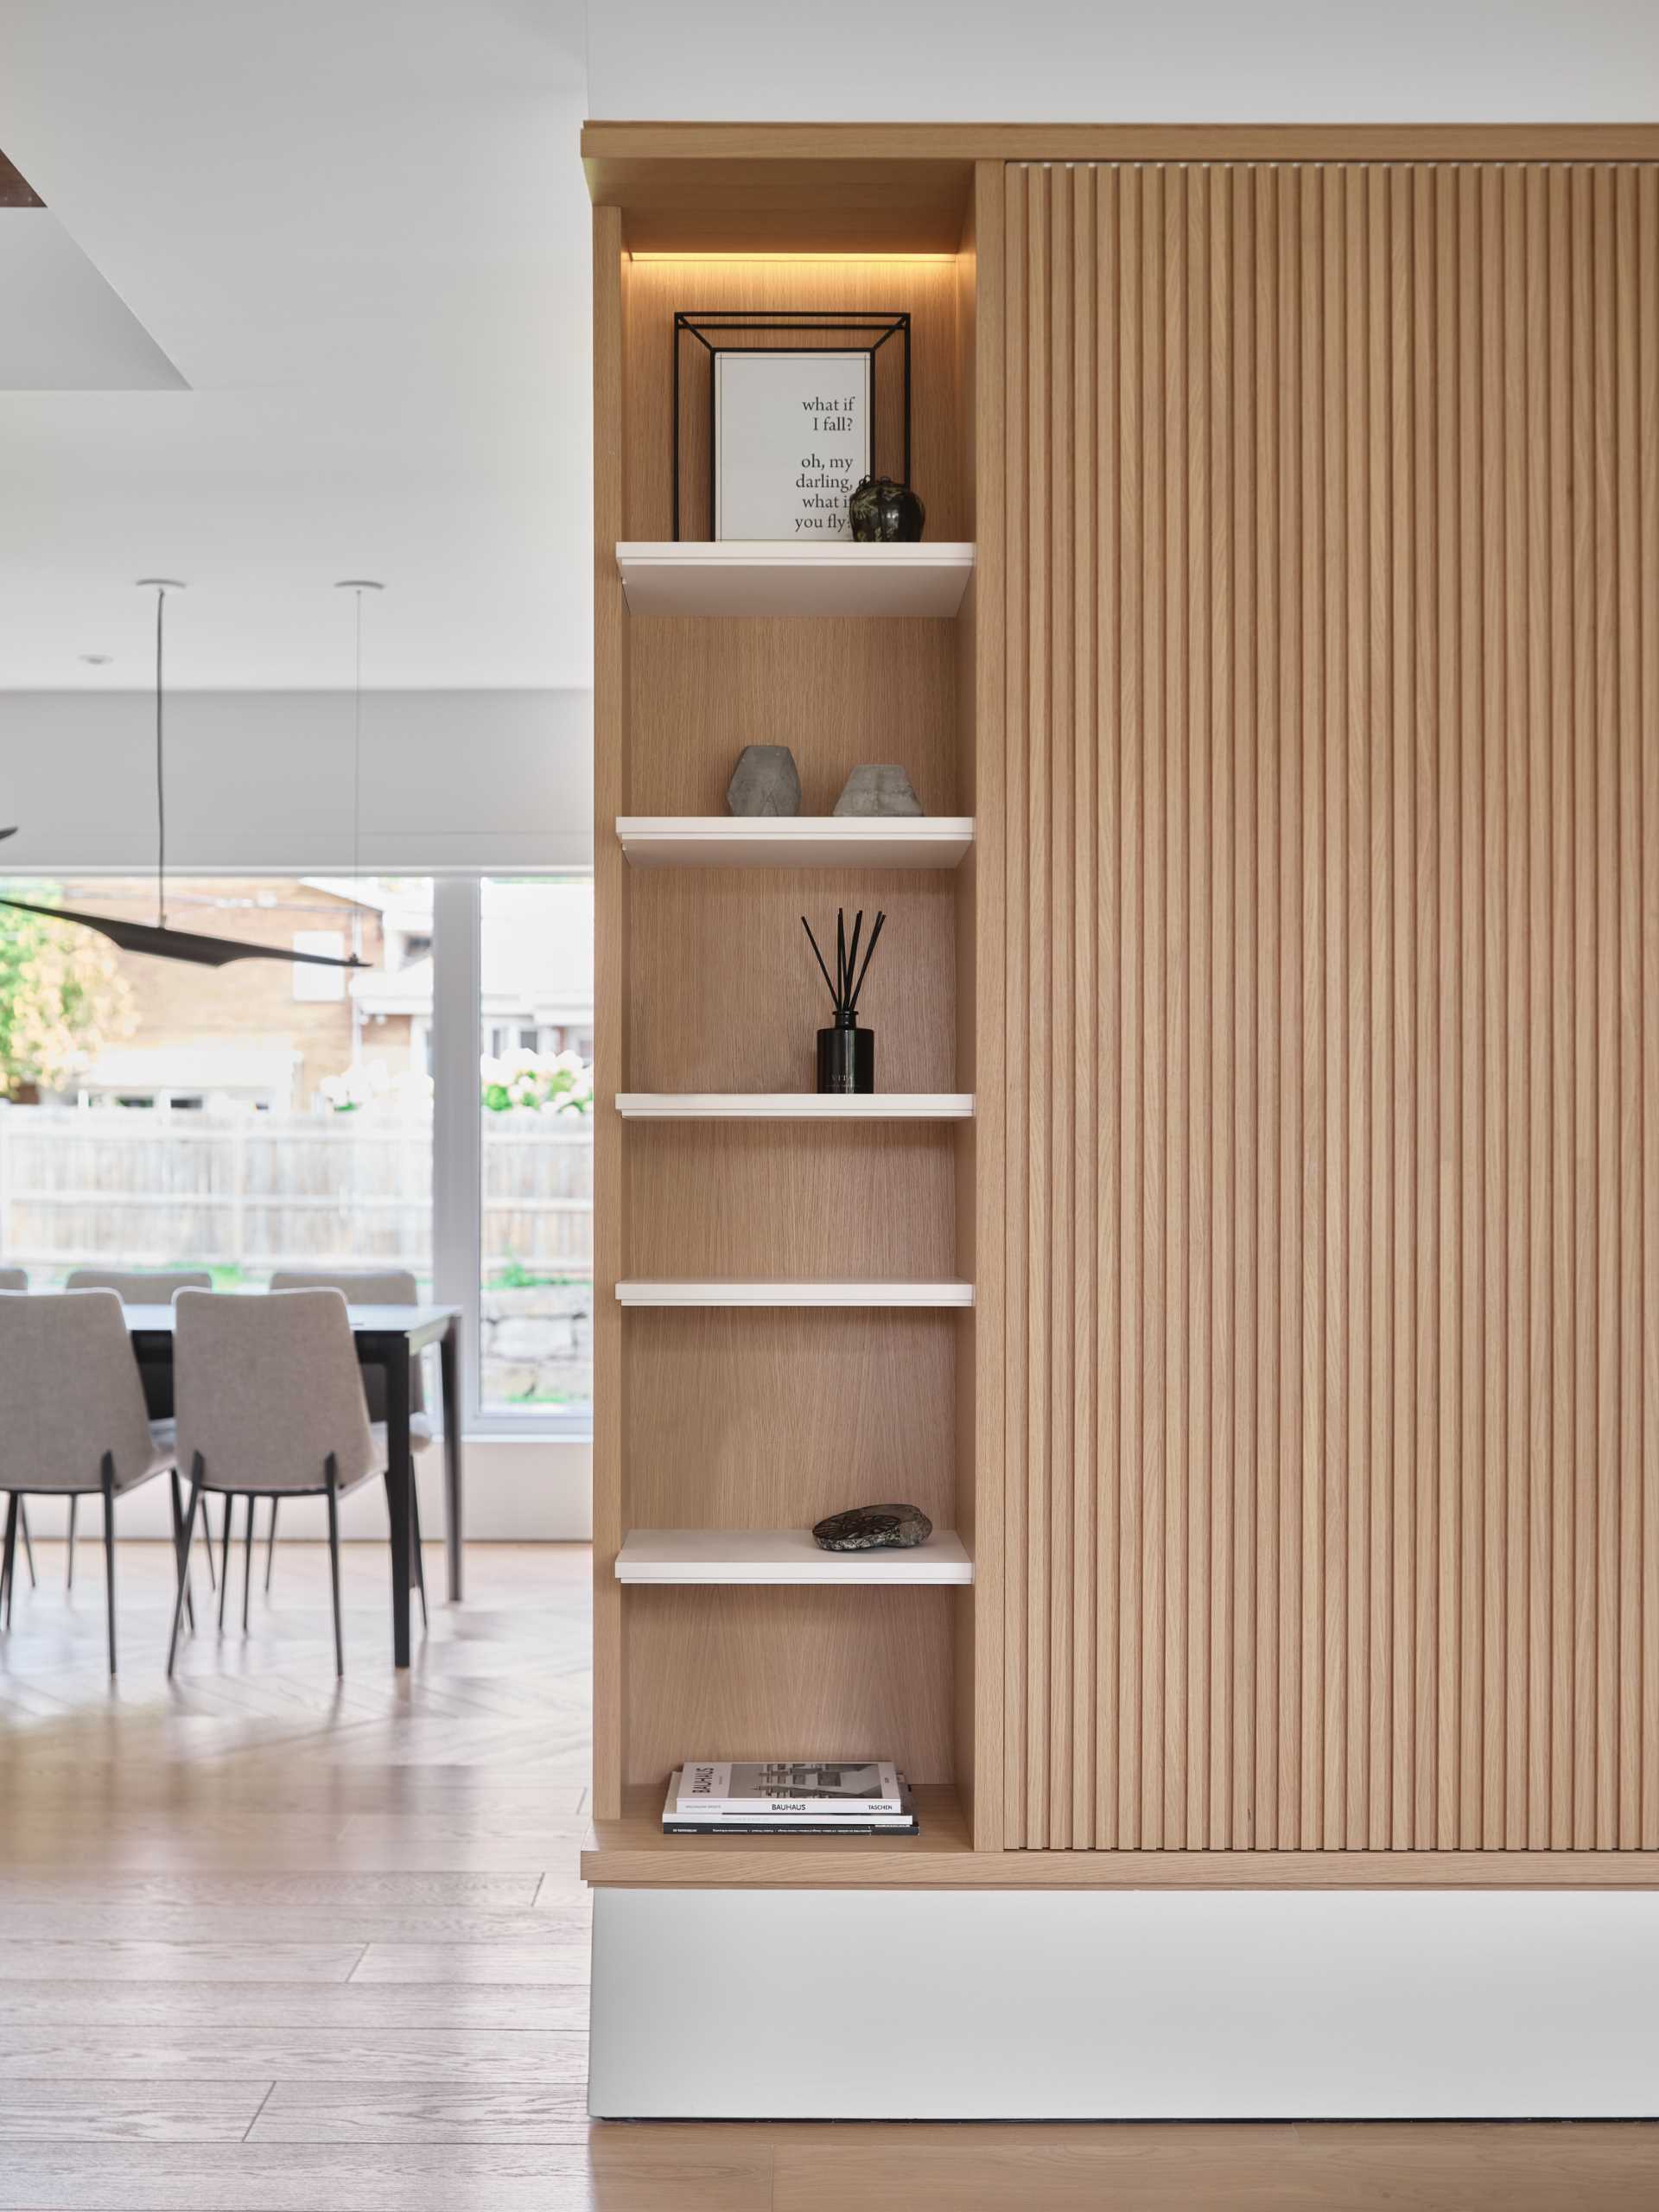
[79,652,113,665]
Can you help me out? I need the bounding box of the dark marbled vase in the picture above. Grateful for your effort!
[848,475,925,543]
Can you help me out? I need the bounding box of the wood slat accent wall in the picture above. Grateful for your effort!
[1000,158,1659,1852]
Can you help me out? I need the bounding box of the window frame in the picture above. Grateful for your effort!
[432,875,594,1443]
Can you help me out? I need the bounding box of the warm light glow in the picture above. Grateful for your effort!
[628,251,957,264]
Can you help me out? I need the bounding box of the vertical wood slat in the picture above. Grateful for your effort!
[1117,162,1146,1847]
[1432,162,1460,1853]
[1209,164,1237,1849]
[1188,164,1215,1850]
[1001,158,1658,1852]
[1001,161,1030,1844]
[1095,162,1122,1852]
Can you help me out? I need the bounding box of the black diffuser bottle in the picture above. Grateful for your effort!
[817,1008,874,1094]
[802,907,886,1096]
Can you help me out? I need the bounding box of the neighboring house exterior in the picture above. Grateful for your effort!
[52,876,594,1112]
[54,878,409,1112]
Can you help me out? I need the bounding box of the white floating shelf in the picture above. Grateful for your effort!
[616,1528,974,1586]
[617,817,975,870]
[617,1280,975,1308]
[618,1093,974,1122]
[617,541,975,618]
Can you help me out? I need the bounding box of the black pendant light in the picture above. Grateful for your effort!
[0,582,366,971]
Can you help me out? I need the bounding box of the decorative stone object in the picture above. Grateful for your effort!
[848,474,926,542]
[811,1503,933,1554]
[727,745,802,817]
[832,764,923,817]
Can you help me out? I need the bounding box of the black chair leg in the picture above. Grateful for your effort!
[410,1480,428,1631]
[99,1452,117,1676]
[168,1470,195,1634]
[167,1459,203,1678]
[66,1495,76,1589]
[18,1502,35,1589]
[264,1498,278,1592]
[241,1496,254,1633]
[199,1496,217,1591]
[323,1457,344,1678]
[217,1491,232,1631]
[1,1495,17,1630]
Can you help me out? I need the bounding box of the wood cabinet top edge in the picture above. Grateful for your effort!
[583,120,1659,174]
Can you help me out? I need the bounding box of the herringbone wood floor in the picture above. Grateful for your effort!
[0,1541,1656,2209]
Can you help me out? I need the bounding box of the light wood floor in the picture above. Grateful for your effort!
[1,1541,1656,2209]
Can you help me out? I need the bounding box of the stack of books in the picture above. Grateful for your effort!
[662,1761,918,1836]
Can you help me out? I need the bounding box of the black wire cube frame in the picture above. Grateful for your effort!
[672,310,912,542]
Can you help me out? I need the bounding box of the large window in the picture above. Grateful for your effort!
[0,871,594,1436]
[478,880,594,1421]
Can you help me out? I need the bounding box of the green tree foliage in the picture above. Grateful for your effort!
[0,893,136,1101]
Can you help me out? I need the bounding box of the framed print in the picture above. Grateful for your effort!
[713,350,869,543]
[671,310,912,541]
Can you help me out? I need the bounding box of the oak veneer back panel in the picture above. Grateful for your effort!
[1001,159,1659,1852]
[624,1308,958,1531]
[626,870,957,1094]
[628,1124,957,1281]
[627,617,963,818]
[625,1586,958,1787]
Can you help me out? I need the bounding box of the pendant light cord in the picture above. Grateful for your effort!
[155,585,167,930]
[352,585,362,888]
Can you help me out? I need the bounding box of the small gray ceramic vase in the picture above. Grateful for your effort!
[832,764,923,817]
[726,745,802,817]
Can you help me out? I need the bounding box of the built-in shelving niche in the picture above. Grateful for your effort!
[596,213,984,1838]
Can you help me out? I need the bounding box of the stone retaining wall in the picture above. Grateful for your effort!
[480,1280,593,1408]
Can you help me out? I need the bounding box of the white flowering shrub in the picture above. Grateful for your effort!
[480,1048,593,1116]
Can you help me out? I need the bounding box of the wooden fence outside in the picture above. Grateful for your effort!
[0,1105,593,1281]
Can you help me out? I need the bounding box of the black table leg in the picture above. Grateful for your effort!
[439,1319,463,1604]
[385,1336,413,1669]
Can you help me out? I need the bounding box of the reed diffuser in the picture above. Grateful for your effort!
[801,906,886,1094]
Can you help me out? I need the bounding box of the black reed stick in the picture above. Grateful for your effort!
[847,909,887,1012]
[804,906,887,1015]
[800,916,838,1008]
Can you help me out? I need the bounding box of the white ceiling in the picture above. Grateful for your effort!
[0,211,187,391]
[589,0,1658,121]
[0,1,593,690]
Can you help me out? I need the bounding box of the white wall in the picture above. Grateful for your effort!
[0,688,594,874]
[587,0,1657,122]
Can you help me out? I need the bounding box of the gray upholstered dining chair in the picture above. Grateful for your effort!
[265,1268,432,1624]
[168,1288,386,1677]
[0,1269,35,1596]
[64,1269,217,1594]
[0,1290,181,1672]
